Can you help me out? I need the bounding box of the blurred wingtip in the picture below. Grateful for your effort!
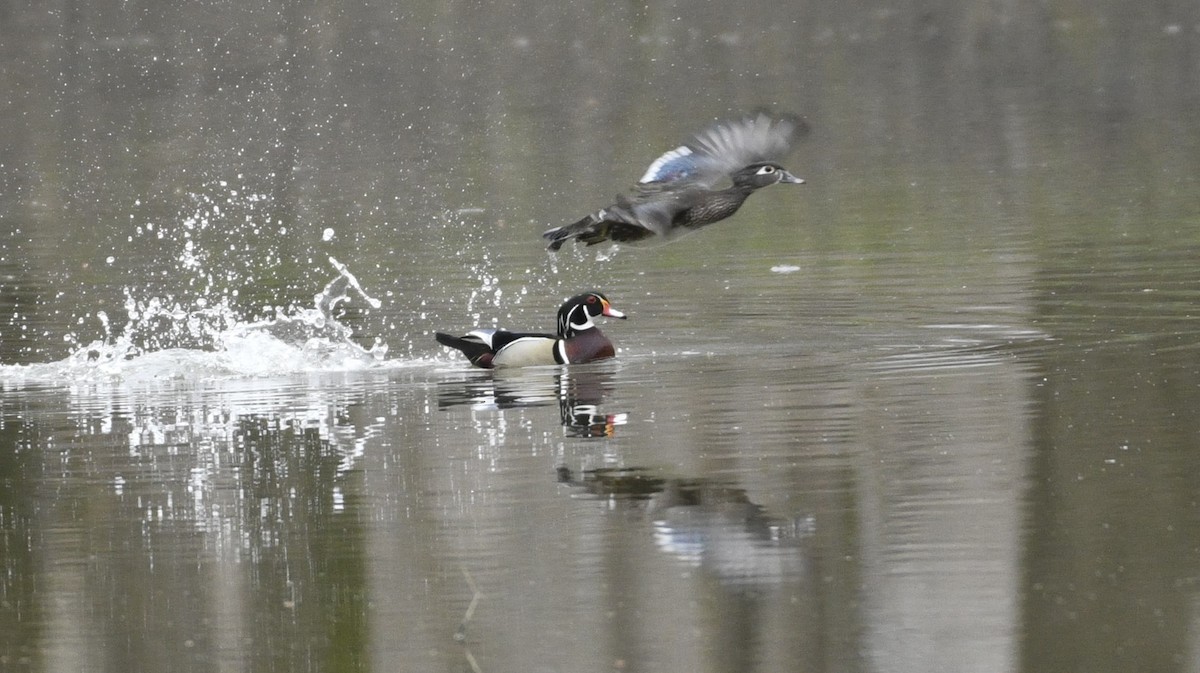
[742,107,811,141]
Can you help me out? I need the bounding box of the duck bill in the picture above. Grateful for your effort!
[780,170,805,185]
[601,300,627,319]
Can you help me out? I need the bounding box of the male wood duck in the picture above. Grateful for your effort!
[543,112,806,250]
[435,291,626,368]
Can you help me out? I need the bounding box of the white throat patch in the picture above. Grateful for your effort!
[567,304,595,332]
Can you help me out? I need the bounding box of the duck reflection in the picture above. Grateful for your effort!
[437,367,627,438]
[557,466,812,585]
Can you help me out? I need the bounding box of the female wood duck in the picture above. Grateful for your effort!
[435,292,626,368]
[544,112,806,250]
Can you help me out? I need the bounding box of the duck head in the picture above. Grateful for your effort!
[732,162,805,190]
[557,291,626,337]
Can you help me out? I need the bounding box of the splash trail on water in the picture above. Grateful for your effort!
[0,257,411,385]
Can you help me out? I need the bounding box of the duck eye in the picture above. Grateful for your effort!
[586,296,597,304]
[757,165,776,175]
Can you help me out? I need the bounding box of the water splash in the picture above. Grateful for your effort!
[1,257,404,384]
[215,256,389,374]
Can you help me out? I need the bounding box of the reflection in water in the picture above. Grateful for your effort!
[5,374,396,672]
[0,379,388,672]
[557,466,812,585]
[3,0,1200,669]
[437,367,627,438]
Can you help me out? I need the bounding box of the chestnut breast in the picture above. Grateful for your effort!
[563,329,615,364]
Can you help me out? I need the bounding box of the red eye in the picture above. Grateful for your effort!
[587,296,597,303]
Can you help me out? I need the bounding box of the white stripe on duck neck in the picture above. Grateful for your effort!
[561,304,595,334]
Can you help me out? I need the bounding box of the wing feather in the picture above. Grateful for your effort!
[637,112,805,188]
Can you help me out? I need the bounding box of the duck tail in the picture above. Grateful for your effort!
[543,212,607,251]
[434,332,495,367]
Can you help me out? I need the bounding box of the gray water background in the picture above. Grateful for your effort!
[3,1,1200,672]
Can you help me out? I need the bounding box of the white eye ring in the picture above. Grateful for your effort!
[757,165,776,175]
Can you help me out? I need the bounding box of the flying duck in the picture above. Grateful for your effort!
[544,112,806,250]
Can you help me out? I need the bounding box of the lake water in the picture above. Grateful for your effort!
[3,2,1200,672]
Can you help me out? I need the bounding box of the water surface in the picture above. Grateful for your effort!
[3,2,1200,672]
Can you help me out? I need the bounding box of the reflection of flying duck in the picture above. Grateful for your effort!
[435,292,626,368]
[544,112,806,250]
[557,467,812,584]
[436,367,627,438]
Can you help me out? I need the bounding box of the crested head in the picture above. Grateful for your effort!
[556,291,627,337]
[730,162,805,190]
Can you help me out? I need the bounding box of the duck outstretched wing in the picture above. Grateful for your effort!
[637,112,806,189]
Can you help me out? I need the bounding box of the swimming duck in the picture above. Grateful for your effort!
[435,292,626,368]
[544,112,806,250]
